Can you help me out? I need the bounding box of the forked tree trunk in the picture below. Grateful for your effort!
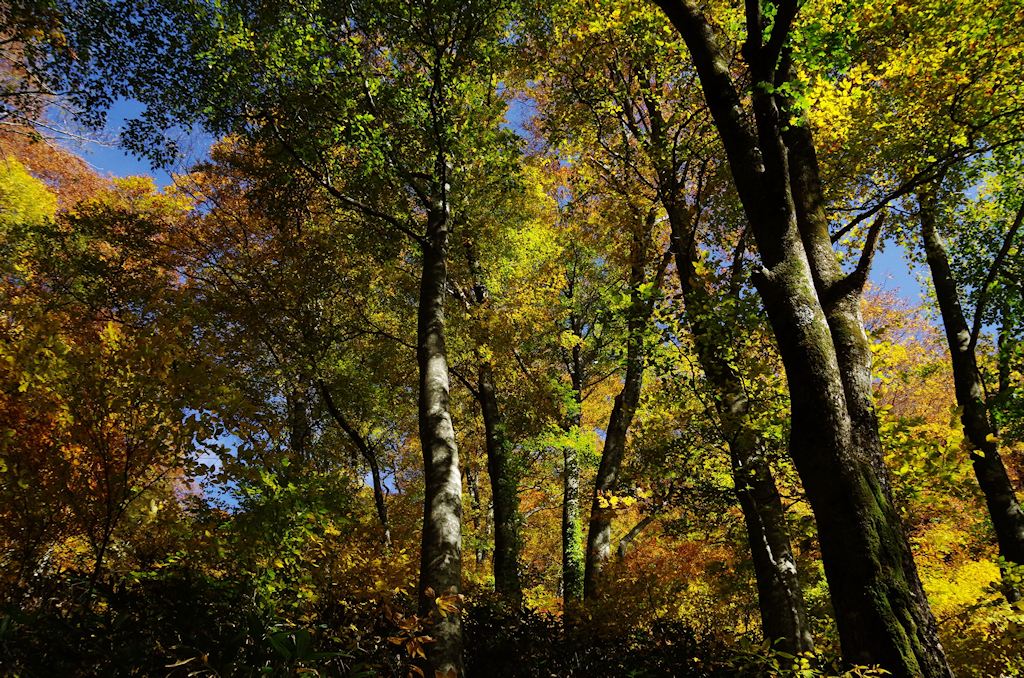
[918,188,1024,601]
[417,207,464,678]
[652,2,952,675]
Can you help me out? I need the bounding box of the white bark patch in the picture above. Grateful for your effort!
[425,355,451,412]
[793,303,815,327]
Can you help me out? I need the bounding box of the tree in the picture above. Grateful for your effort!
[0,164,212,596]
[650,0,951,674]
[800,0,1024,604]
[55,0,521,672]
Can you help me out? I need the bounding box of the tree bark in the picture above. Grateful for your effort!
[465,465,488,565]
[583,214,657,599]
[318,381,391,546]
[918,188,1024,600]
[643,73,814,654]
[417,207,464,678]
[669,224,814,656]
[651,2,952,675]
[562,337,585,603]
[466,240,523,607]
[477,362,523,605]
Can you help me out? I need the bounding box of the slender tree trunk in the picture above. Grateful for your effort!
[287,378,312,461]
[477,363,523,605]
[584,217,657,599]
[652,2,952,674]
[646,71,813,651]
[996,326,1023,599]
[318,381,391,546]
[417,207,463,678]
[465,465,489,565]
[919,189,1024,600]
[562,340,585,603]
[666,208,813,656]
[466,240,523,607]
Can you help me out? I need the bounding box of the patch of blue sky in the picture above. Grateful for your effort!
[78,98,214,186]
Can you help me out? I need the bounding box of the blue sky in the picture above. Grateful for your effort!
[78,99,202,188]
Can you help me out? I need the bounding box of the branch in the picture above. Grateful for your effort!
[822,210,886,310]
[449,363,480,400]
[317,379,369,453]
[271,121,425,245]
[617,514,657,559]
[829,141,1016,244]
[970,199,1024,351]
[763,0,799,73]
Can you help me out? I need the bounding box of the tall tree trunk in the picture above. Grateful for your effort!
[777,67,892,501]
[477,362,523,605]
[918,188,1024,601]
[669,225,814,656]
[562,339,585,603]
[287,378,312,462]
[646,77,814,654]
[466,240,523,607]
[583,214,657,599]
[417,208,463,678]
[652,2,951,675]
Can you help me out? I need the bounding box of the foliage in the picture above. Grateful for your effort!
[3,0,1024,676]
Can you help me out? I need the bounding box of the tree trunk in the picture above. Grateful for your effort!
[318,381,391,546]
[919,188,1024,600]
[642,70,814,652]
[417,208,464,678]
[652,2,952,675]
[465,465,489,565]
[584,216,656,599]
[666,206,814,656]
[776,66,894,504]
[477,362,523,605]
[562,340,585,603]
[466,240,523,607]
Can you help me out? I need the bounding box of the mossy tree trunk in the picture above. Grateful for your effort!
[652,1,952,675]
